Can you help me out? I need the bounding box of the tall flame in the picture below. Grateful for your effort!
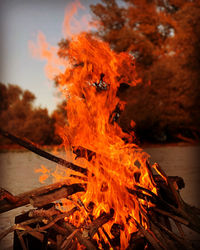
[30,2,158,247]
[54,32,157,248]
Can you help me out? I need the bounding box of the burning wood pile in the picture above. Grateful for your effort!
[0,33,200,249]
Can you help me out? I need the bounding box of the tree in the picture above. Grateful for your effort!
[90,0,200,142]
[0,83,58,145]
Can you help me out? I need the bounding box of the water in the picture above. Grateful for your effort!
[0,145,199,249]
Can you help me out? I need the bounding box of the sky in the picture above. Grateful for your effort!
[0,0,99,114]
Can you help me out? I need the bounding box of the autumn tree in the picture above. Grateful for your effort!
[0,83,59,145]
[90,0,200,142]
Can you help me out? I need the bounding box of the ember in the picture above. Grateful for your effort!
[0,32,200,249]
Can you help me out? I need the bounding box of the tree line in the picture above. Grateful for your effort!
[1,0,200,145]
[0,83,62,145]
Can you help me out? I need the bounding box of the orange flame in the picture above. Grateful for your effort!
[31,2,158,248]
[35,165,50,184]
[53,32,157,248]
[28,32,67,80]
[62,0,84,38]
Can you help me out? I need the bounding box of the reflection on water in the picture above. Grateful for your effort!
[0,145,199,249]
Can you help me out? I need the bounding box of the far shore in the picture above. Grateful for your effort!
[0,141,199,153]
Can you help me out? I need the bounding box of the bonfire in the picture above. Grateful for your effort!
[0,33,200,249]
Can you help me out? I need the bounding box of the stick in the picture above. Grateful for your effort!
[83,210,114,238]
[61,229,79,249]
[64,223,97,250]
[33,207,78,232]
[153,207,189,225]
[0,182,85,213]
[0,128,88,176]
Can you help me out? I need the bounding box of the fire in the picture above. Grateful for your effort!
[51,32,157,248]
[35,165,50,184]
[30,2,158,248]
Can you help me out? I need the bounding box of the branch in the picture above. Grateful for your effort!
[0,128,88,176]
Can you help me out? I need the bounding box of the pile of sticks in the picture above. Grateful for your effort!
[0,129,200,249]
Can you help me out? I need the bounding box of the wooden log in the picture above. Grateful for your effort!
[28,206,61,218]
[30,184,85,207]
[0,181,86,214]
[83,209,114,239]
[0,128,88,176]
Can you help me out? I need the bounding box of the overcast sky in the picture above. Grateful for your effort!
[0,0,99,113]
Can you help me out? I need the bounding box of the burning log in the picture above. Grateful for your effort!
[82,209,114,239]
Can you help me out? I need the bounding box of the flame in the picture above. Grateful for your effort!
[28,32,68,80]
[35,165,50,184]
[31,2,158,248]
[62,0,85,39]
[52,32,157,248]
